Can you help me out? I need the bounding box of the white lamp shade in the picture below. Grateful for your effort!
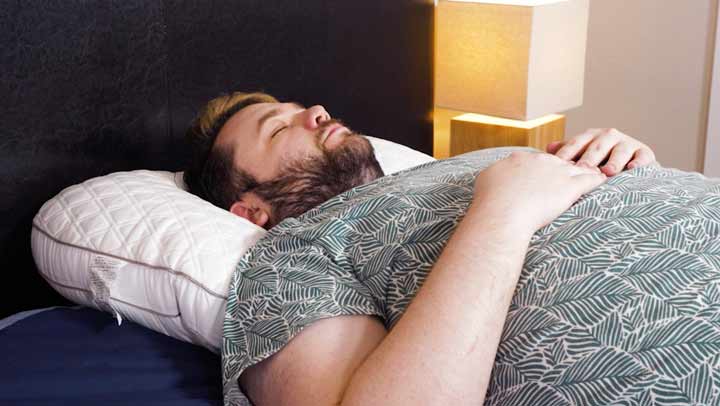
[435,0,590,121]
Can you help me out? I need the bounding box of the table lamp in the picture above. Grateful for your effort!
[434,0,590,157]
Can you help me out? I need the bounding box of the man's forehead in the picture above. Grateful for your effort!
[236,102,279,123]
[229,101,303,130]
[216,102,279,146]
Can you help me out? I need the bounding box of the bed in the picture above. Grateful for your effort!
[7,2,720,405]
[0,1,434,403]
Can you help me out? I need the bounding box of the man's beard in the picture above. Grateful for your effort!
[252,123,384,228]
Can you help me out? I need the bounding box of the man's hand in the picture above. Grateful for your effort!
[473,151,607,233]
[546,128,656,176]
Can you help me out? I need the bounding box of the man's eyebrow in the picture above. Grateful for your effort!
[257,108,280,133]
[256,102,304,133]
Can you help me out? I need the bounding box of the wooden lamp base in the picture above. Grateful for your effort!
[449,113,566,156]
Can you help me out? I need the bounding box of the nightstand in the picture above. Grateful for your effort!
[449,113,565,157]
[433,108,566,158]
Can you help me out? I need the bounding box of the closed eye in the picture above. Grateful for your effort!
[272,126,288,138]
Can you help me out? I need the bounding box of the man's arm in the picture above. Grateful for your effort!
[341,205,534,404]
[240,207,530,406]
[239,315,387,405]
[239,152,608,406]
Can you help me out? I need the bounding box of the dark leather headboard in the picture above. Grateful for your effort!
[0,1,434,318]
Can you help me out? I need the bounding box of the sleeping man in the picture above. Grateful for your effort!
[185,92,720,406]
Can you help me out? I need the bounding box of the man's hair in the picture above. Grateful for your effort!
[183,91,277,209]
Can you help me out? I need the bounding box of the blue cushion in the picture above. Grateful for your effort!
[0,307,221,405]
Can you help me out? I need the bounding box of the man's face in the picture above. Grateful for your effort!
[215,102,353,182]
[214,100,383,227]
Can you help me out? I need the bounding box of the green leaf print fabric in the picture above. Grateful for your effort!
[222,147,720,406]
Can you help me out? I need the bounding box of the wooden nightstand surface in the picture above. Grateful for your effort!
[450,113,565,156]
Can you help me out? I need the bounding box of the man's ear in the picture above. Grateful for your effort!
[229,193,271,229]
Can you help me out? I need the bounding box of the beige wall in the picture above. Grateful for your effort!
[565,0,718,173]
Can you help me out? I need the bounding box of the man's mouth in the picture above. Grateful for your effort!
[321,124,348,146]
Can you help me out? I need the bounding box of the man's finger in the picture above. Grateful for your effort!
[554,130,597,161]
[601,144,635,176]
[627,148,656,169]
[546,141,564,154]
[576,132,622,167]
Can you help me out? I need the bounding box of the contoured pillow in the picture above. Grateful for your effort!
[31,137,434,352]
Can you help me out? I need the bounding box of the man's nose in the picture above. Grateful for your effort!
[301,105,330,130]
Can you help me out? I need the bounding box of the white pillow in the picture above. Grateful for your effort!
[366,136,435,175]
[31,138,434,352]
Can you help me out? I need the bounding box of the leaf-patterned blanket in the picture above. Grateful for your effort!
[222,147,720,406]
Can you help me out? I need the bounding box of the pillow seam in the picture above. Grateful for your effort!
[31,223,229,300]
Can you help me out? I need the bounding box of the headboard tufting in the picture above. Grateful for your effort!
[0,0,434,317]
